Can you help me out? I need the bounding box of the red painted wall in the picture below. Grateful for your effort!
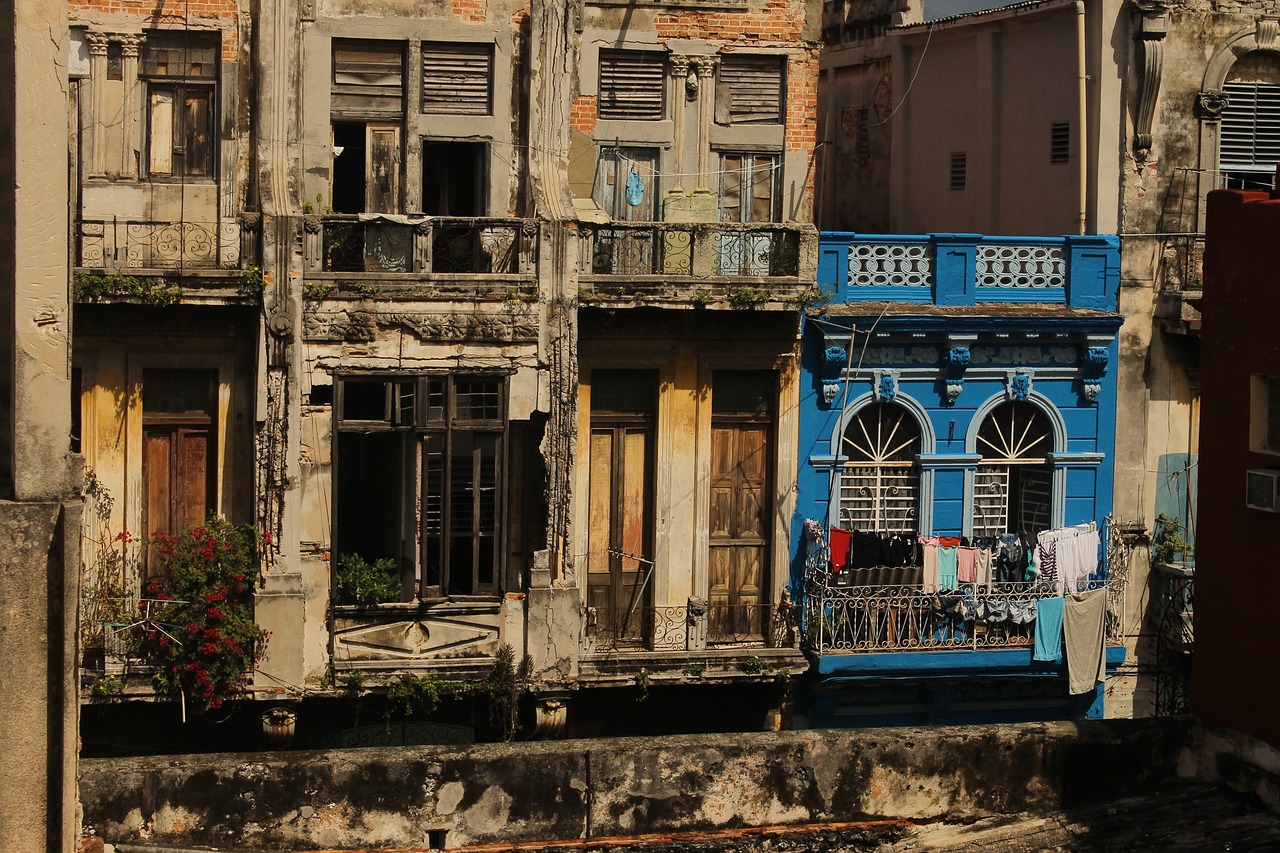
[1193,189,1280,749]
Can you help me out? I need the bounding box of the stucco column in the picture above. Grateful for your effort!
[692,55,719,190]
[668,56,690,191]
[87,32,109,177]
[120,34,145,178]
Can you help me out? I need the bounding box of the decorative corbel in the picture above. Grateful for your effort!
[943,338,973,404]
[1196,90,1229,122]
[1081,338,1110,403]
[821,344,846,406]
[874,369,900,404]
[1005,369,1034,402]
[1132,1,1170,162]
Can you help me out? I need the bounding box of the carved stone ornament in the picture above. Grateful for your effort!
[1131,1,1170,161]
[944,345,970,403]
[875,370,898,404]
[1197,90,1229,121]
[1006,370,1033,402]
[820,344,847,409]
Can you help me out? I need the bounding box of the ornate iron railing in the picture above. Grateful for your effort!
[802,579,1112,655]
[1158,234,1205,292]
[304,216,538,275]
[1154,562,1194,716]
[799,519,1127,656]
[578,222,803,279]
[78,218,243,270]
[584,601,797,654]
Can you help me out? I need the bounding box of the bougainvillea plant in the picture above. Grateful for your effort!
[136,517,268,713]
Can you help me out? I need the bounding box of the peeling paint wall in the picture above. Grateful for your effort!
[81,718,1199,850]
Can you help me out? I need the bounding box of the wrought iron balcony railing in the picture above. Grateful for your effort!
[303,215,538,276]
[578,221,804,279]
[801,578,1115,655]
[77,218,245,271]
[584,600,798,654]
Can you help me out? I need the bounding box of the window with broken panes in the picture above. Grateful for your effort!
[335,374,507,598]
[142,32,219,178]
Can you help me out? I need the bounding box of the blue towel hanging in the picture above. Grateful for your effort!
[625,169,645,206]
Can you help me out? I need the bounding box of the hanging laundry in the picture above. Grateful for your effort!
[625,169,645,206]
[1063,587,1108,694]
[957,546,978,584]
[1034,595,1065,662]
[937,544,959,589]
[919,535,940,590]
[829,527,852,576]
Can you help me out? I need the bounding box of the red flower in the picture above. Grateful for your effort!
[200,642,219,657]
[203,627,220,640]
[186,623,200,636]
[206,605,224,621]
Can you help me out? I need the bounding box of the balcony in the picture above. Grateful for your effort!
[817,233,1119,311]
[302,216,538,292]
[585,601,797,654]
[1154,234,1204,335]
[76,218,249,273]
[802,578,1118,655]
[576,221,816,303]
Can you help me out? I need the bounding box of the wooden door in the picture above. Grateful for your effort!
[141,368,216,577]
[366,124,401,214]
[586,371,655,644]
[708,371,773,641]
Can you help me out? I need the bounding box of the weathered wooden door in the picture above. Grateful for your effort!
[586,371,655,644]
[366,124,401,214]
[707,371,773,640]
[141,369,216,576]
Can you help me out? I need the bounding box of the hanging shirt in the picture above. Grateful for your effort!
[937,545,959,590]
[957,547,978,584]
[919,535,940,590]
[625,169,645,206]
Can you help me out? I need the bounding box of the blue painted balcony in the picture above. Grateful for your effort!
[817,233,1119,310]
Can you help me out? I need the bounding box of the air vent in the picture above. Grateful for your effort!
[1051,122,1070,163]
[949,152,966,191]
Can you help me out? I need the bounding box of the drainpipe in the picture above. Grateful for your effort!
[1076,0,1089,234]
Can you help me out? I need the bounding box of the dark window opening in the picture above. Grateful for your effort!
[422,141,487,216]
[335,374,508,600]
[70,368,82,455]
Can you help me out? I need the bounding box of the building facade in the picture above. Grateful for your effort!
[794,231,1127,726]
[815,0,1280,716]
[67,0,824,743]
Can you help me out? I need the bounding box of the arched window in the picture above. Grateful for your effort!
[973,401,1054,537]
[838,403,920,532]
[1220,52,1280,190]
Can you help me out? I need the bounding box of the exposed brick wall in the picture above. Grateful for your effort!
[451,0,487,23]
[785,50,819,152]
[654,0,809,42]
[68,0,239,60]
[570,95,598,135]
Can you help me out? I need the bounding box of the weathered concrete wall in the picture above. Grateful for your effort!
[81,717,1199,850]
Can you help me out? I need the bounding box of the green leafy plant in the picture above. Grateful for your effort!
[240,266,266,295]
[727,286,770,309]
[73,272,182,306]
[303,281,336,300]
[1152,513,1191,565]
[738,655,766,675]
[350,282,377,296]
[334,553,401,606]
[137,517,268,713]
[788,284,835,309]
[91,675,124,698]
[483,643,533,741]
[688,288,713,307]
[385,672,450,722]
[681,664,705,678]
[633,668,651,702]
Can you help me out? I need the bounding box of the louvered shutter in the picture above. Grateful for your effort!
[598,50,666,121]
[716,55,785,125]
[1221,81,1280,170]
[421,43,493,115]
[332,41,404,117]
